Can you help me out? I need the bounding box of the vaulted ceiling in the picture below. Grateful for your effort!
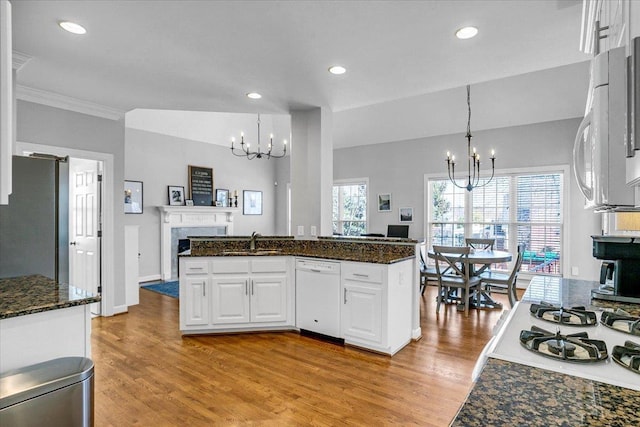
[11,0,590,148]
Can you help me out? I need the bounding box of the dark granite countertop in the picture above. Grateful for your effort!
[0,274,101,320]
[452,358,640,426]
[183,236,418,264]
[451,276,640,426]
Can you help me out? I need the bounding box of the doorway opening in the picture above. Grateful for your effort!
[16,141,115,316]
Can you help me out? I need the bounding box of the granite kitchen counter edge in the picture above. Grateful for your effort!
[181,250,415,264]
[451,358,640,426]
[184,236,418,264]
[0,274,101,319]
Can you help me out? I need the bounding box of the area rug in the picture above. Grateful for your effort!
[141,281,179,299]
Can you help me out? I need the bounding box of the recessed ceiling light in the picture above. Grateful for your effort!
[328,65,346,75]
[455,26,478,40]
[59,21,87,35]
[246,92,262,99]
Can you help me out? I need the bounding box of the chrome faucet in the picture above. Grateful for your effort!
[250,231,261,251]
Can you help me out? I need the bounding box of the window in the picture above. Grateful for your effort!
[333,179,368,236]
[428,169,564,276]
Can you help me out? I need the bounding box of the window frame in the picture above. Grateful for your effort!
[333,177,369,236]
[424,165,569,279]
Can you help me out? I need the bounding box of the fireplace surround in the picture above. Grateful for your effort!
[157,206,239,280]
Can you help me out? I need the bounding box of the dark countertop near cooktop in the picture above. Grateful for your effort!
[451,277,640,426]
[452,358,640,426]
[0,274,101,320]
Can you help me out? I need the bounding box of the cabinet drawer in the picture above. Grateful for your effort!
[212,259,250,274]
[184,260,209,275]
[342,262,383,284]
[251,258,287,273]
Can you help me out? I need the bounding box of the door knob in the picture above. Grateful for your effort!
[70,241,77,246]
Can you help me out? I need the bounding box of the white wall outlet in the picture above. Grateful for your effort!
[310,226,317,236]
[571,266,579,276]
[297,225,304,236]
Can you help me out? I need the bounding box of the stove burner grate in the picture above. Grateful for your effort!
[519,325,608,363]
[612,341,640,375]
[530,302,598,326]
[601,310,640,336]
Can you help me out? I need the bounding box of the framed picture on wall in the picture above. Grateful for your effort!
[124,180,143,214]
[168,185,185,206]
[243,190,263,215]
[378,193,391,212]
[399,207,413,222]
[216,188,230,207]
[188,165,214,206]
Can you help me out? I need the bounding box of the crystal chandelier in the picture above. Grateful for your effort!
[446,85,496,191]
[230,114,287,159]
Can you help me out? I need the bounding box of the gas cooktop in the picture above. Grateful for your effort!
[519,326,608,363]
[486,301,640,391]
[612,341,640,374]
[530,302,598,326]
[601,309,640,336]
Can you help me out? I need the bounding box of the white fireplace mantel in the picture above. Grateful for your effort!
[157,205,239,280]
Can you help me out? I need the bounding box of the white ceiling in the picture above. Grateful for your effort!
[11,0,591,148]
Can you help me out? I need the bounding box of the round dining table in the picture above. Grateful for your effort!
[427,249,512,308]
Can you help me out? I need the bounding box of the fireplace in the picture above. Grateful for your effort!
[158,206,238,280]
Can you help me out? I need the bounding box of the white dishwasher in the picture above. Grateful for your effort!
[295,258,341,338]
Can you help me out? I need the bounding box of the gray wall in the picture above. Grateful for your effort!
[125,128,285,279]
[16,100,126,306]
[334,117,601,281]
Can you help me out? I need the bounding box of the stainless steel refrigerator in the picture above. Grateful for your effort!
[0,155,69,282]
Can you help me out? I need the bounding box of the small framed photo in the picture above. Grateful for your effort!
[243,190,263,215]
[185,199,194,206]
[216,188,230,207]
[378,193,391,212]
[124,180,143,214]
[168,185,185,206]
[399,207,413,222]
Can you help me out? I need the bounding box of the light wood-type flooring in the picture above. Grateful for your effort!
[91,284,518,426]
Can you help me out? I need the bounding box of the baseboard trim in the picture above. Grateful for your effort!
[139,274,162,284]
[112,305,128,315]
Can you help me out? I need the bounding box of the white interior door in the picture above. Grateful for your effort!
[69,158,101,315]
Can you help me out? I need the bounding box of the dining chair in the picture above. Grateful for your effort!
[465,238,495,251]
[419,249,438,295]
[478,244,525,307]
[465,238,496,275]
[433,245,481,317]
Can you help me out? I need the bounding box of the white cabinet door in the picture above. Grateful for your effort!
[250,275,287,323]
[184,277,209,326]
[211,277,250,324]
[342,283,382,344]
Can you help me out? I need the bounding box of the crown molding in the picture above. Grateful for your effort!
[16,85,125,121]
[12,51,31,70]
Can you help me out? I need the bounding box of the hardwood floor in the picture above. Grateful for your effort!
[91,285,516,426]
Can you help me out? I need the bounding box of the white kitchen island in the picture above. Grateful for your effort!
[179,235,419,356]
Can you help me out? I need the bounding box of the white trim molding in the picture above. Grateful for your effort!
[158,205,240,280]
[12,50,31,70]
[16,85,125,121]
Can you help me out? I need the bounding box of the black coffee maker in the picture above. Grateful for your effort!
[591,235,640,304]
